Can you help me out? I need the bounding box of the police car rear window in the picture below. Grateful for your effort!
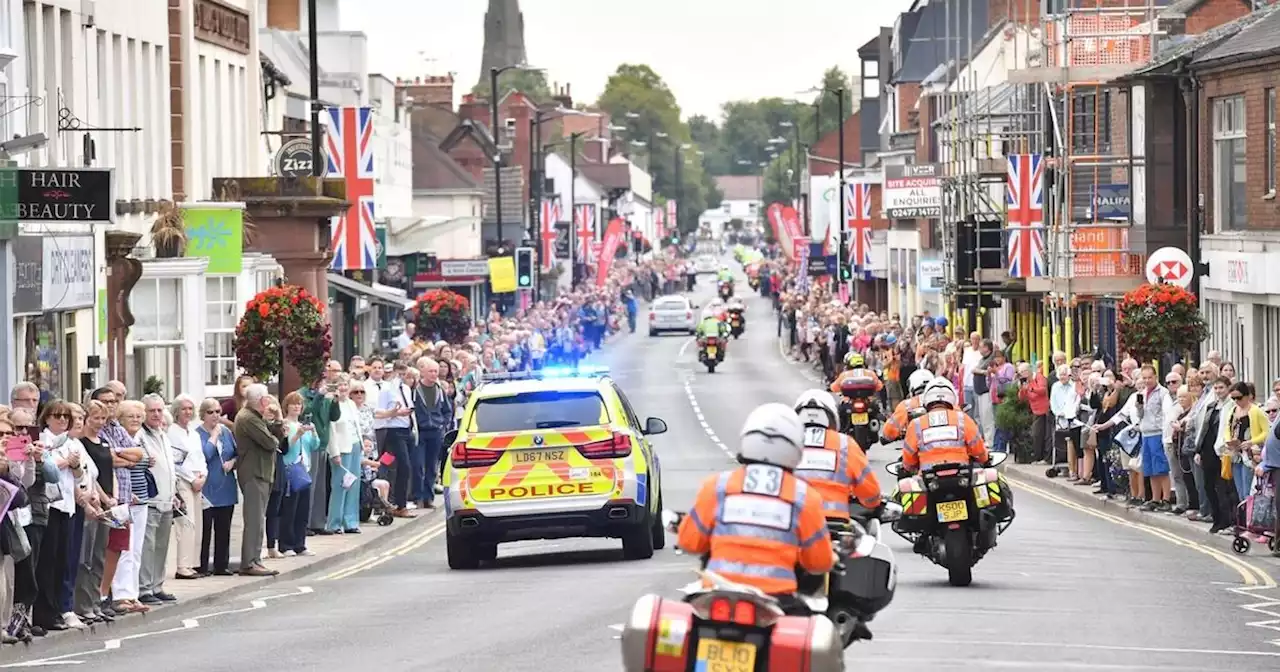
[470,391,609,433]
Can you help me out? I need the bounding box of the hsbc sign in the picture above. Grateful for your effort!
[1203,250,1279,295]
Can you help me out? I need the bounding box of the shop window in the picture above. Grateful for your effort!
[1212,95,1247,232]
[205,276,238,389]
[1259,306,1280,383]
[20,314,64,403]
[130,277,184,398]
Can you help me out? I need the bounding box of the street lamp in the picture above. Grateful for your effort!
[801,86,846,290]
[489,63,542,248]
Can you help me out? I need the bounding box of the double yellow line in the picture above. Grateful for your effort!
[321,522,447,581]
[1008,476,1277,588]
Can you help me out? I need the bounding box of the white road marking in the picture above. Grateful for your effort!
[1229,585,1280,646]
[683,377,732,457]
[1,587,314,668]
[678,338,694,357]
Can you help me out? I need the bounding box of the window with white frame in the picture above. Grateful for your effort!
[1267,88,1276,195]
[130,277,184,398]
[205,276,238,389]
[1213,95,1247,231]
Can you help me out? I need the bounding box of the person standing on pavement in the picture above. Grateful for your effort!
[306,362,343,534]
[72,400,118,625]
[277,393,316,554]
[414,358,452,509]
[1018,363,1052,463]
[137,394,177,605]
[375,363,417,518]
[232,384,281,577]
[324,377,362,534]
[196,398,237,576]
[167,395,206,581]
[1131,365,1172,511]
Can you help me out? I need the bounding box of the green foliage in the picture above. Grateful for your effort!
[994,392,1037,464]
[471,67,551,102]
[596,64,714,234]
[143,376,164,398]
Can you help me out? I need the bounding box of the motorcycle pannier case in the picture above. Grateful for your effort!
[831,545,897,616]
[619,594,843,672]
[839,374,878,397]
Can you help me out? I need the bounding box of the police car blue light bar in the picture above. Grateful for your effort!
[480,365,611,383]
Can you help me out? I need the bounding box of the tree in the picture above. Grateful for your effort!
[471,67,552,102]
[688,115,729,175]
[596,64,712,235]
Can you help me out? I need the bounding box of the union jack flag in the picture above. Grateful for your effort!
[539,198,562,271]
[325,106,377,271]
[575,204,596,263]
[844,183,872,270]
[1006,153,1046,278]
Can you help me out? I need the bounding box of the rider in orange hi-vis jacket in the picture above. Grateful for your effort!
[902,378,988,473]
[677,403,834,596]
[881,369,936,443]
[830,352,883,395]
[792,390,882,519]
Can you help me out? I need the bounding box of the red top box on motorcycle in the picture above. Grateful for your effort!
[839,375,878,395]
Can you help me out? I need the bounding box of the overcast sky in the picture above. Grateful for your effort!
[338,0,912,121]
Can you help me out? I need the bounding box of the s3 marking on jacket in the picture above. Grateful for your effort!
[677,463,834,595]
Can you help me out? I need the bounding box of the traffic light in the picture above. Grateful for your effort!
[668,232,680,247]
[514,247,535,289]
[838,230,853,281]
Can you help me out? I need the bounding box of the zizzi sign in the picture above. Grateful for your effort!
[0,168,114,224]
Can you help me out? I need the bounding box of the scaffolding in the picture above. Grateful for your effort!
[935,0,1164,365]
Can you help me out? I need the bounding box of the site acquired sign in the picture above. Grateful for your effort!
[883,164,941,219]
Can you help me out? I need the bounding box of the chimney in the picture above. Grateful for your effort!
[265,0,301,30]
[552,83,573,109]
[397,74,455,110]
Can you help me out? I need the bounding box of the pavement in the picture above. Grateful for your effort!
[5,266,1280,671]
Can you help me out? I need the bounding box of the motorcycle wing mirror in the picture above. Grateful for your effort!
[662,509,685,532]
[885,462,903,478]
[988,452,1010,468]
[643,417,668,435]
[880,501,903,522]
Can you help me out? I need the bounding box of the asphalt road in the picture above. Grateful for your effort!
[7,268,1280,671]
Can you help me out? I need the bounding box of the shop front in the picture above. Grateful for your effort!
[327,273,414,362]
[1200,247,1280,386]
[413,258,489,323]
[13,234,99,403]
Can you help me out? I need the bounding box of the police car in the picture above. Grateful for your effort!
[441,366,668,569]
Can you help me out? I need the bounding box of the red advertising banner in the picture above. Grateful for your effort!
[781,205,802,243]
[596,218,625,288]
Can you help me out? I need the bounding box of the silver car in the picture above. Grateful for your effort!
[694,255,718,274]
[648,295,697,336]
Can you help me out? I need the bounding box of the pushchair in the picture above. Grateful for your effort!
[360,463,395,527]
[1231,472,1277,555]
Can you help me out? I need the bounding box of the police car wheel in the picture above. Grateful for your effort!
[650,494,666,550]
[623,516,656,561]
[446,530,482,570]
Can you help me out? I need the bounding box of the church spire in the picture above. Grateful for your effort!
[477,0,528,90]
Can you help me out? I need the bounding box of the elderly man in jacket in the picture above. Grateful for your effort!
[137,394,177,605]
[232,384,281,577]
[414,357,454,509]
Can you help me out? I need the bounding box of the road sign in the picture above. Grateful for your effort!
[273,138,328,178]
[1145,246,1193,288]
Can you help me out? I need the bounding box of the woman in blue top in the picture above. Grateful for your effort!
[196,397,238,576]
[279,391,317,556]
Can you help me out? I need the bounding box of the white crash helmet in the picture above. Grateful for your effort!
[738,403,805,470]
[793,390,839,429]
[921,377,959,410]
[907,369,934,396]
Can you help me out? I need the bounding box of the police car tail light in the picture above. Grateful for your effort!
[685,310,693,320]
[577,432,631,459]
[451,442,502,468]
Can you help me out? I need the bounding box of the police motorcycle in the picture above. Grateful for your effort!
[727,301,747,339]
[620,509,883,671]
[719,280,735,301]
[837,372,883,450]
[886,448,1014,587]
[812,505,899,647]
[696,310,728,374]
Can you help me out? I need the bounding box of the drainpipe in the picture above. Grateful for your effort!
[1176,62,1205,302]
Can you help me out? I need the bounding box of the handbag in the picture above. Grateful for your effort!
[1113,421,1142,458]
[4,510,32,562]
[284,455,312,494]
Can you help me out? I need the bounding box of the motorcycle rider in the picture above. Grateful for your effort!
[677,403,835,602]
[716,264,734,284]
[881,369,935,443]
[901,378,988,475]
[830,352,884,395]
[694,308,730,353]
[793,390,883,518]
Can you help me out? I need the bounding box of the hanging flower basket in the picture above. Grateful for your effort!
[1117,281,1209,364]
[233,284,333,385]
[413,289,472,345]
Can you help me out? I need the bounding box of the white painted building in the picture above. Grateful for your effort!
[700,175,763,239]
[368,73,412,229]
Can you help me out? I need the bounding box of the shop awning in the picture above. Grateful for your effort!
[327,273,415,310]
